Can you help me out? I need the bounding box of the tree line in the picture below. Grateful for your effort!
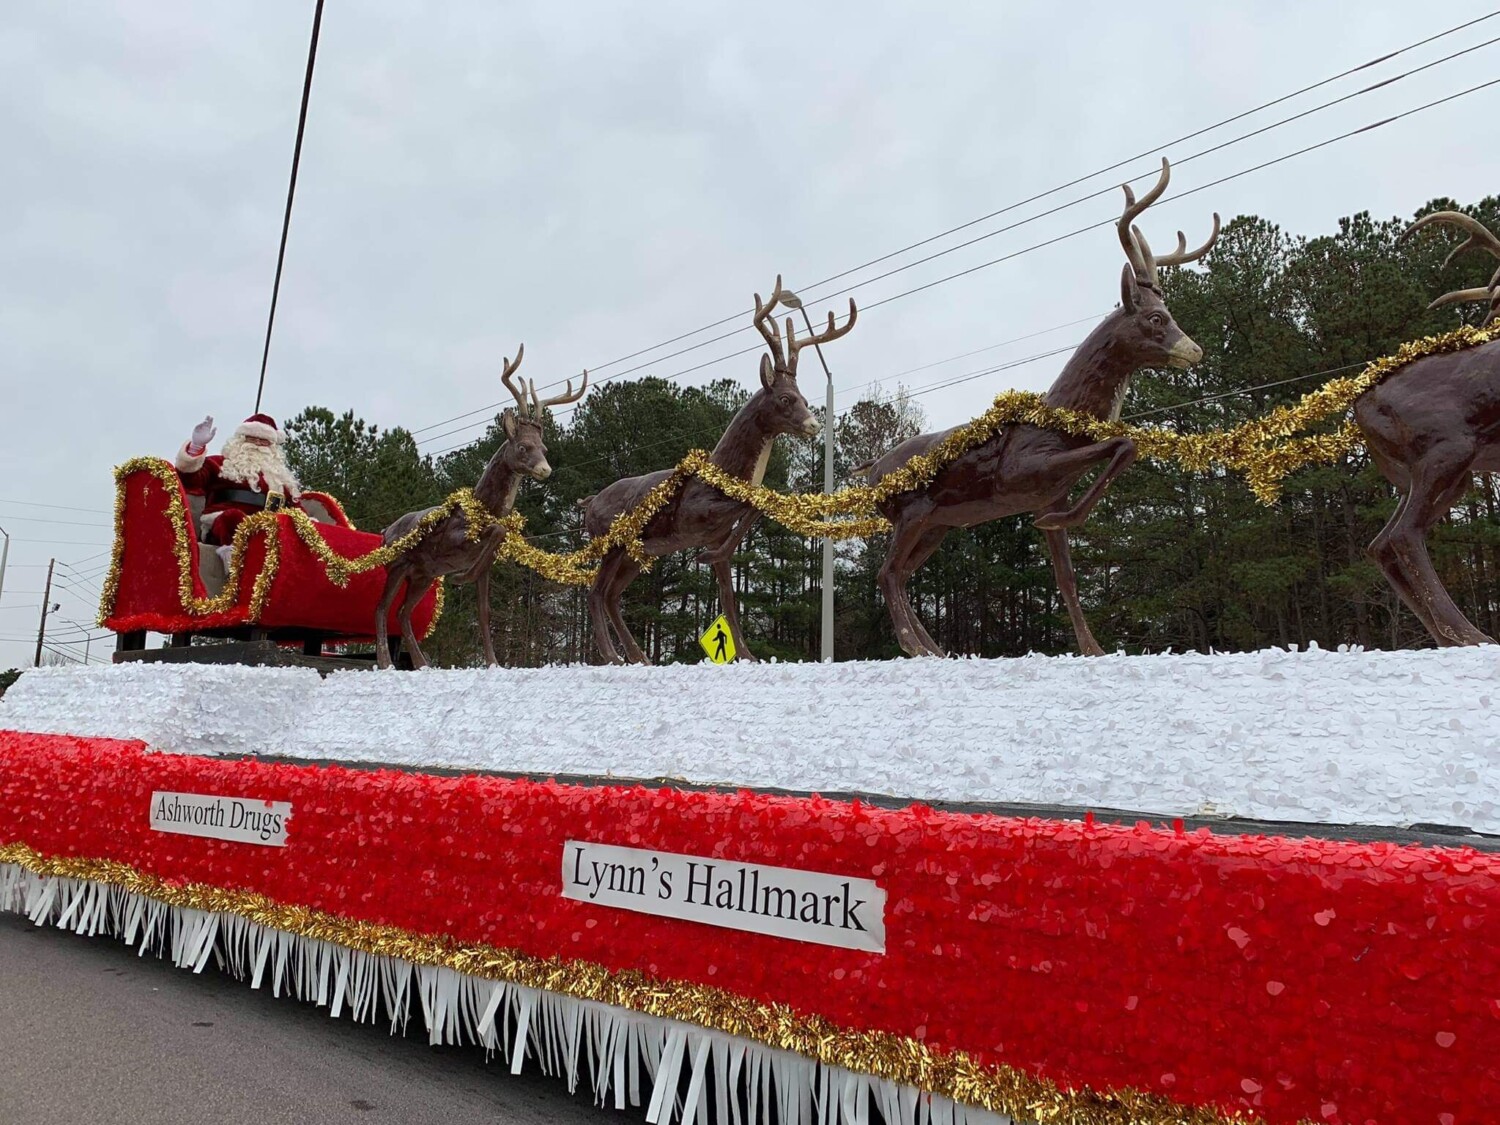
[284,194,1500,666]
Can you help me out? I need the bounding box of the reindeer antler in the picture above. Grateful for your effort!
[499,344,528,414]
[1117,158,1219,289]
[785,299,859,374]
[527,369,590,418]
[1401,211,1500,326]
[753,276,789,368]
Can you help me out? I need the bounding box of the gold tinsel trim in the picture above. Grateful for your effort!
[100,324,1499,605]
[0,842,1259,1125]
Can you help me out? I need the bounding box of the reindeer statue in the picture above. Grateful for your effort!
[1353,210,1500,647]
[579,278,857,664]
[861,158,1217,657]
[374,346,587,668]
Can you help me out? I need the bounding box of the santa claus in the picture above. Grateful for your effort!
[176,413,303,565]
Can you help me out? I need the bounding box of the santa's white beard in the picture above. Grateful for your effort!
[219,436,302,499]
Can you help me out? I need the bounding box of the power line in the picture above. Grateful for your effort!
[0,498,110,515]
[1122,360,1379,421]
[780,15,1500,306]
[847,77,1500,316]
[573,11,1500,379]
[416,71,1500,454]
[408,12,1500,439]
[868,313,1105,384]
[420,66,1495,472]
[899,345,1082,402]
[424,312,1100,455]
[577,32,1500,390]
[0,515,110,528]
[802,34,1500,313]
[59,562,108,581]
[10,539,112,548]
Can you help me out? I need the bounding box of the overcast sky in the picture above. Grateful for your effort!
[3,1,1499,669]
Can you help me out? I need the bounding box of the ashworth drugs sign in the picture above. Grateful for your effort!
[149,791,292,847]
[562,841,885,953]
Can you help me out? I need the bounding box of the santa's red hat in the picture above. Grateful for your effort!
[234,413,284,444]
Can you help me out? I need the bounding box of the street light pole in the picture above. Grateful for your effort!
[778,288,837,663]
[0,524,9,607]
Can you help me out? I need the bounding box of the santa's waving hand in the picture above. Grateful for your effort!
[176,413,303,554]
[189,416,216,454]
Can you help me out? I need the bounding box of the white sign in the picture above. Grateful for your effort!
[562,841,885,953]
[149,791,292,847]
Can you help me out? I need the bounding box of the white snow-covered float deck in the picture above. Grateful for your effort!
[6,646,1497,836]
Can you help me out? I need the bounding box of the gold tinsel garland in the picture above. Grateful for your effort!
[100,323,1500,606]
[0,842,1257,1125]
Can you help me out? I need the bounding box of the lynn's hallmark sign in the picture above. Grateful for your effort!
[149,791,292,847]
[562,841,885,953]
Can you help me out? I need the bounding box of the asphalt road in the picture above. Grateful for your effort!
[0,913,622,1125]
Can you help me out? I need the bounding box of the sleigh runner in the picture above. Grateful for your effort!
[100,457,441,664]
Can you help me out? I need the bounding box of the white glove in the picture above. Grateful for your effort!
[189,416,216,453]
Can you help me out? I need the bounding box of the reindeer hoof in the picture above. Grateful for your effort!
[896,632,928,658]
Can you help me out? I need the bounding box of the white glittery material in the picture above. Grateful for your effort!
[3,647,1498,832]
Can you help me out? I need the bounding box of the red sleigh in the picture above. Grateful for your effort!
[101,458,440,664]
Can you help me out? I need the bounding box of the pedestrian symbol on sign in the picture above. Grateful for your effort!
[698,614,736,664]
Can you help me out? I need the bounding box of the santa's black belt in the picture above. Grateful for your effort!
[219,489,273,508]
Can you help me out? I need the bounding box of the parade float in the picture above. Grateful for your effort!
[4,189,1500,1125]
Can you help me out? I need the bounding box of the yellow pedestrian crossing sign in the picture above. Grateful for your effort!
[699,614,736,664]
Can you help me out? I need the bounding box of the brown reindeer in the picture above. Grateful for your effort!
[862,158,1217,657]
[580,278,857,664]
[374,346,587,668]
[1353,210,1500,646]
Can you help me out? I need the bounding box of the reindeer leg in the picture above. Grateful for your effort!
[694,512,761,661]
[1040,522,1105,656]
[1366,486,1438,638]
[898,527,950,656]
[1032,438,1137,530]
[604,556,650,665]
[474,564,499,668]
[398,576,437,669]
[374,567,406,670]
[697,511,760,566]
[1375,447,1494,646]
[709,560,758,663]
[588,551,627,665]
[879,515,943,658]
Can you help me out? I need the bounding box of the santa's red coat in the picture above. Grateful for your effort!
[176,444,302,545]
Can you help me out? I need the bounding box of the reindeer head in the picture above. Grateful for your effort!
[1114,158,1218,370]
[495,344,588,481]
[1400,210,1500,328]
[751,275,858,439]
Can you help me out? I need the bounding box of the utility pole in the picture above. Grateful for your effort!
[778,288,838,663]
[0,523,9,606]
[33,558,54,668]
